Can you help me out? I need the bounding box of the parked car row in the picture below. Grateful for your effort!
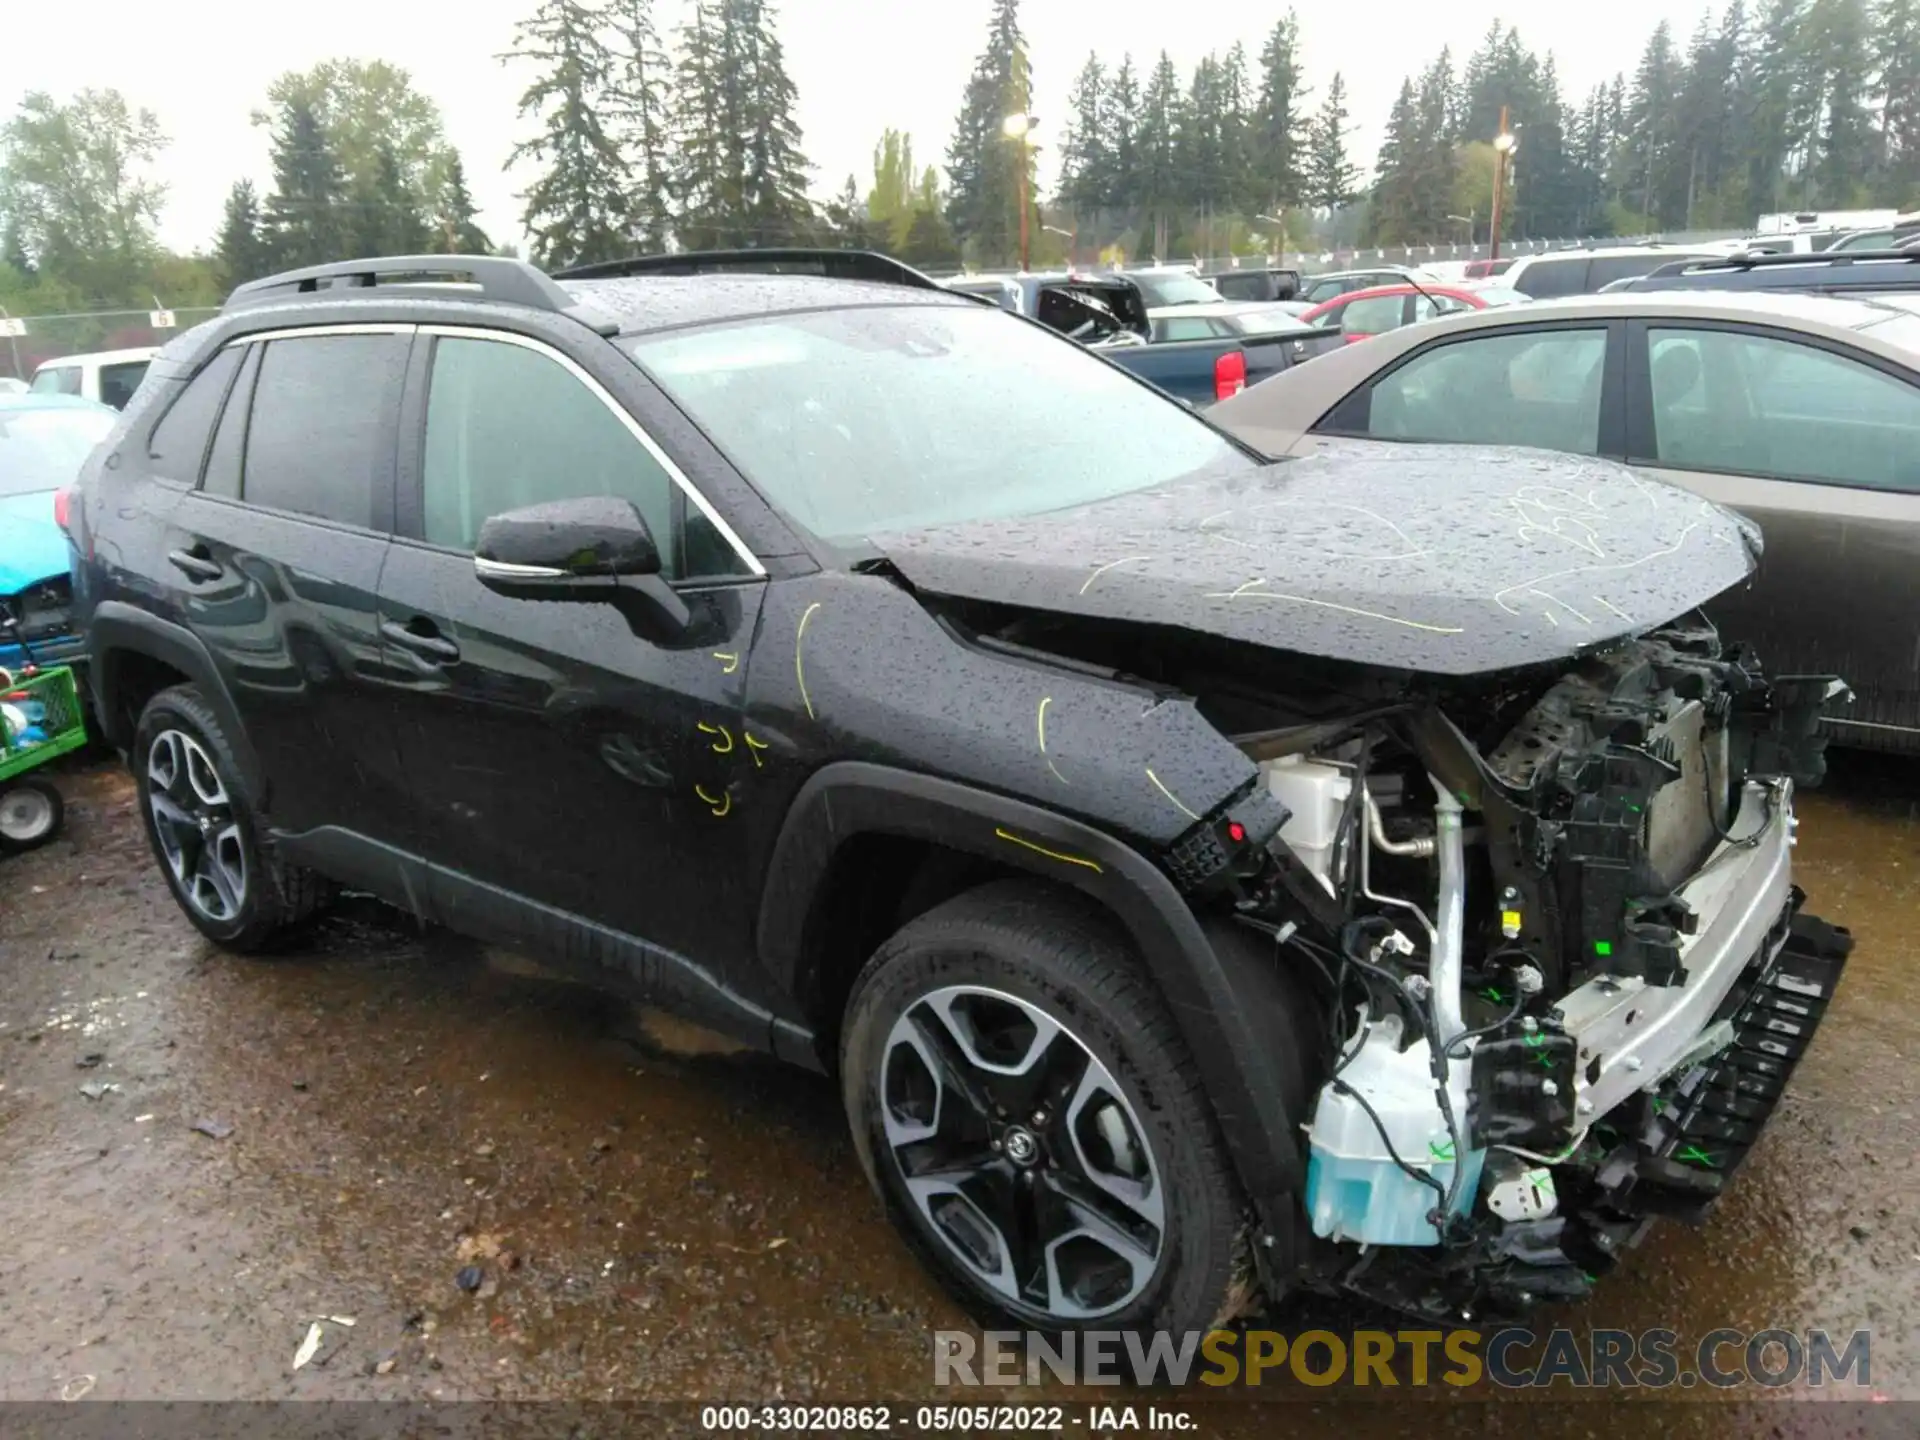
[1215,286,1920,743]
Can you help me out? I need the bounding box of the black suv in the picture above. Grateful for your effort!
[68,251,1851,1335]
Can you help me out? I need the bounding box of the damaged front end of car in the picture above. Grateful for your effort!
[1215,625,1853,1321]
[873,449,1856,1322]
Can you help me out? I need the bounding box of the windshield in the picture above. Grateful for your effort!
[626,304,1246,541]
[0,405,115,498]
[1130,273,1221,306]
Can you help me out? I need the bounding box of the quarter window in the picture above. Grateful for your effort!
[1355,327,1607,454]
[421,336,734,579]
[98,360,151,410]
[241,334,406,528]
[1510,257,1588,298]
[147,348,241,486]
[1647,328,1920,491]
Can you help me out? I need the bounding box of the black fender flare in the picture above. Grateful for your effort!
[757,761,1313,1219]
[88,601,266,805]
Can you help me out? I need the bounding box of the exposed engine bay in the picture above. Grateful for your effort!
[945,593,1855,1322]
[1191,618,1854,1320]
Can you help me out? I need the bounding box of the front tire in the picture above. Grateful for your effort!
[841,879,1250,1337]
[132,684,328,951]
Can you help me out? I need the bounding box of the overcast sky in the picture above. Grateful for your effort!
[7,0,1708,254]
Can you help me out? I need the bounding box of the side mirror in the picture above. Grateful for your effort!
[473,496,690,633]
[474,495,661,580]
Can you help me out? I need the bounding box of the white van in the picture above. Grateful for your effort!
[28,346,159,411]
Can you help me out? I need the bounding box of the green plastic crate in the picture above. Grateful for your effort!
[0,665,87,783]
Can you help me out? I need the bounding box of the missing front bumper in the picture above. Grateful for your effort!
[1556,778,1797,1123]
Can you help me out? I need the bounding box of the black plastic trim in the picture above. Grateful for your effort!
[87,600,265,801]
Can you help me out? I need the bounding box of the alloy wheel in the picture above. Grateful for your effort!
[879,985,1165,1321]
[146,729,247,923]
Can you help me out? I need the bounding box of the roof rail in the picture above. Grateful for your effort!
[1657,248,1920,276]
[551,247,948,293]
[222,254,620,335]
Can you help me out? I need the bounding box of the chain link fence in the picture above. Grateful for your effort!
[0,307,219,384]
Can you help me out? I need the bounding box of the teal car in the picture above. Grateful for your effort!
[1,394,117,673]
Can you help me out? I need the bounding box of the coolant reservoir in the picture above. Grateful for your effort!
[1262,756,1351,895]
[1304,1013,1484,1246]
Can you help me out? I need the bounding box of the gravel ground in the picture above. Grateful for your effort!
[0,752,1914,1438]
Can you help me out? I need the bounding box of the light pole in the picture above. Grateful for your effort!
[1490,109,1518,262]
[1002,113,1040,271]
[1447,211,1475,245]
[1042,223,1075,269]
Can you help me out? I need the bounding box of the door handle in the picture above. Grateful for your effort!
[167,547,223,583]
[380,618,461,663]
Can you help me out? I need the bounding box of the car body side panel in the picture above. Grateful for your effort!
[735,573,1263,868]
[1640,469,1920,739]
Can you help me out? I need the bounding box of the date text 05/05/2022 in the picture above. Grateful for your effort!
[698,1404,1194,1432]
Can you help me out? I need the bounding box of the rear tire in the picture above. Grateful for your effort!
[841,879,1251,1339]
[0,776,63,851]
[132,684,329,951]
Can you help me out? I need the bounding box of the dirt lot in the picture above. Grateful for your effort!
[1,752,1915,1437]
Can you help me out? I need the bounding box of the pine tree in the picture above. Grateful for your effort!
[345,142,429,259]
[501,0,633,269]
[671,1,740,248]
[1805,0,1875,204]
[944,0,1032,265]
[1620,21,1687,224]
[1180,55,1227,219]
[1744,0,1810,215]
[608,0,674,250]
[262,96,348,267]
[823,174,883,249]
[214,179,270,287]
[431,152,493,254]
[1219,43,1256,217]
[902,168,961,269]
[733,0,813,244]
[1105,56,1142,217]
[1304,73,1360,210]
[1136,52,1184,255]
[1365,80,1421,243]
[1880,0,1920,197]
[1059,54,1111,222]
[1408,50,1461,242]
[1252,13,1309,210]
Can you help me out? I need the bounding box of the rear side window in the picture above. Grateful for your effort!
[147,349,241,485]
[202,346,260,499]
[1511,257,1589,297]
[241,334,406,529]
[1354,327,1608,454]
[98,361,150,410]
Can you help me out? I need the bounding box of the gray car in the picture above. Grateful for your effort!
[1211,289,1920,746]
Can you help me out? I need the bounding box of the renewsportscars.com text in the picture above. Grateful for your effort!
[934,1327,1873,1390]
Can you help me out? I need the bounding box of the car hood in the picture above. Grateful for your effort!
[0,492,68,594]
[872,447,1762,676]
